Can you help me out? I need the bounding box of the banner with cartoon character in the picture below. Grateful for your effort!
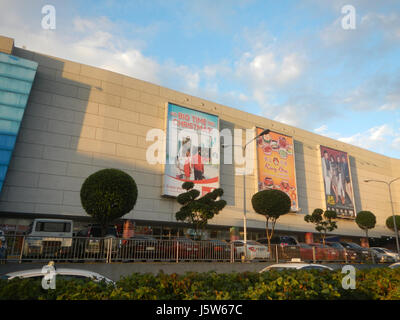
[256,128,298,211]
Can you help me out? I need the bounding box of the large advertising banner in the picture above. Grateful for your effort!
[319,145,355,218]
[256,128,298,211]
[163,103,219,197]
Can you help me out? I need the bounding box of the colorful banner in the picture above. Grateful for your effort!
[163,103,219,197]
[320,145,355,218]
[256,128,298,211]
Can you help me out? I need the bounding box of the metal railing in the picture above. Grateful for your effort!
[0,235,378,264]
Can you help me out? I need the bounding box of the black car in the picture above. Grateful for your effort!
[257,236,298,246]
[117,235,160,261]
[326,241,358,261]
[339,242,372,262]
[258,236,299,260]
[200,239,231,260]
[74,225,120,257]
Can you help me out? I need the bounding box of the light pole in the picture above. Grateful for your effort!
[364,177,400,254]
[222,128,270,260]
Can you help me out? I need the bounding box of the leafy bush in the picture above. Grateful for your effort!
[1,268,400,300]
[80,168,138,234]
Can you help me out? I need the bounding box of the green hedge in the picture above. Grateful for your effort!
[1,268,399,300]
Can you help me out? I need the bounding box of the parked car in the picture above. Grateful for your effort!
[74,225,120,257]
[369,247,396,263]
[259,262,334,272]
[389,262,400,269]
[257,236,299,246]
[117,235,160,261]
[23,219,73,258]
[231,240,270,261]
[297,243,314,261]
[200,239,231,260]
[0,230,7,262]
[326,241,358,262]
[308,243,339,261]
[162,237,200,260]
[339,242,372,262]
[2,262,115,285]
[371,247,400,262]
[258,236,299,260]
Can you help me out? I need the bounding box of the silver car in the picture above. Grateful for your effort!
[371,247,399,262]
[259,262,334,273]
[369,247,396,263]
[2,264,115,285]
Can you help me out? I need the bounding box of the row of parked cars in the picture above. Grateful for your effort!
[2,218,399,263]
[257,236,400,263]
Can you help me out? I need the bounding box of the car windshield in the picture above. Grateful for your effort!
[327,242,343,249]
[345,242,363,250]
[266,266,298,271]
[210,240,227,245]
[301,266,328,270]
[176,238,194,242]
[247,241,261,245]
[131,235,156,240]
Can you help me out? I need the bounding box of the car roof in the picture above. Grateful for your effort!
[260,263,333,272]
[5,268,113,282]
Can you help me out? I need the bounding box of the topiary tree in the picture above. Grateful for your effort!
[80,168,138,237]
[304,209,337,245]
[355,211,376,243]
[386,215,400,234]
[251,189,291,251]
[175,182,227,240]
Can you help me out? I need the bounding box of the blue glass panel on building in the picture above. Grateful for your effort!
[0,165,7,181]
[0,104,25,122]
[0,134,16,150]
[0,52,38,192]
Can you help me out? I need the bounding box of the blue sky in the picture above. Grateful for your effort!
[1,0,400,158]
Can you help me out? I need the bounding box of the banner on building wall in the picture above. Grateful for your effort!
[163,103,220,197]
[256,128,298,212]
[319,145,356,218]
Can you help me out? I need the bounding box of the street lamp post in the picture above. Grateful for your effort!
[223,128,270,260]
[364,177,400,254]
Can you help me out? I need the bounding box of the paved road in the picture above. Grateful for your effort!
[0,261,390,281]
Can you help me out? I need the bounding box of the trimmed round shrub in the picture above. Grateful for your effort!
[251,189,291,218]
[80,169,138,227]
[356,211,376,231]
[386,215,400,231]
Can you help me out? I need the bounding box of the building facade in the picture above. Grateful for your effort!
[0,35,399,242]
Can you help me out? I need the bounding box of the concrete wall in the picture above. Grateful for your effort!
[0,35,398,237]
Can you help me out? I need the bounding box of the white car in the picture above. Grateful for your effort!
[388,262,400,269]
[2,264,115,285]
[371,247,399,262]
[231,240,270,260]
[259,262,334,273]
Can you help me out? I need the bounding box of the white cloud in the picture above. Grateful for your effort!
[314,125,328,134]
[338,124,398,154]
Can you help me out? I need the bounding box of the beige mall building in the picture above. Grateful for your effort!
[0,35,399,243]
